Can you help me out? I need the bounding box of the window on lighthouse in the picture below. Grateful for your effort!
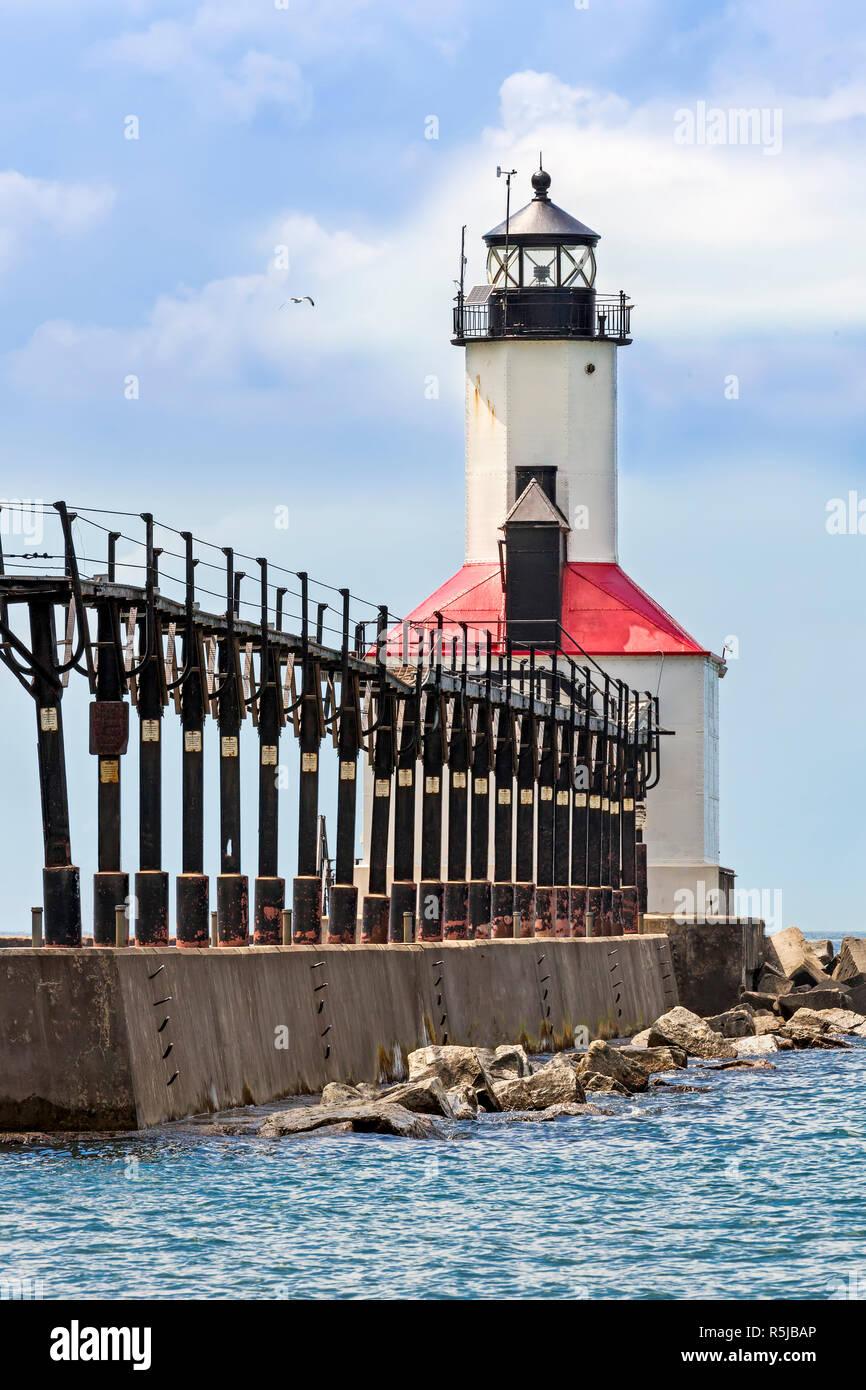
[522,246,558,287]
[560,245,596,288]
[486,246,519,288]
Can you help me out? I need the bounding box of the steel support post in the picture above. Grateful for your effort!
[29,598,80,946]
[514,707,535,938]
[570,720,589,937]
[389,648,420,942]
[362,617,393,944]
[443,691,469,939]
[586,724,604,934]
[293,575,323,943]
[91,593,129,944]
[331,592,360,943]
[491,694,515,938]
[134,570,168,947]
[534,713,555,937]
[553,715,572,937]
[177,619,208,947]
[468,693,492,938]
[253,560,284,944]
[418,648,444,941]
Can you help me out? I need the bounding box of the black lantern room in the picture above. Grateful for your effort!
[453,164,631,344]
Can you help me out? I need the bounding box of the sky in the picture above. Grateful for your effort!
[0,0,864,933]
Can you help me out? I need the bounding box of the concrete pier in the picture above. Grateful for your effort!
[0,935,676,1131]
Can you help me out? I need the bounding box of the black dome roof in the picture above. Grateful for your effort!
[484,167,599,245]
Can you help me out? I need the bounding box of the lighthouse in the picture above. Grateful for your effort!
[362,163,733,918]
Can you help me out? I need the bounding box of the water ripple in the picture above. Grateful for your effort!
[1,1042,864,1300]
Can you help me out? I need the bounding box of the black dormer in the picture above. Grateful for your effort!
[502,479,570,650]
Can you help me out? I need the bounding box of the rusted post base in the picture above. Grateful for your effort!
[468,880,492,938]
[491,882,514,939]
[621,885,639,935]
[216,873,249,946]
[253,876,285,944]
[417,880,444,941]
[601,886,614,937]
[611,888,624,936]
[135,870,169,946]
[292,875,322,944]
[553,886,571,937]
[533,886,554,937]
[513,883,535,938]
[443,881,469,940]
[388,880,416,943]
[585,886,603,934]
[361,893,389,944]
[328,882,357,943]
[43,865,81,947]
[176,873,209,947]
[93,871,129,946]
[569,886,587,938]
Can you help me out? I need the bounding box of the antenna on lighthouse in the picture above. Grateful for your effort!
[496,165,517,334]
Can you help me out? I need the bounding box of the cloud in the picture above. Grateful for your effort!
[92,18,311,122]
[88,0,470,120]
[0,171,114,277]
[5,67,866,402]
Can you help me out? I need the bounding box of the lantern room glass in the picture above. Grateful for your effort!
[486,246,519,288]
[560,244,596,288]
[522,246,558,287]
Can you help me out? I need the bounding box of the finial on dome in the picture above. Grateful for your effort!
[531,155,551,201]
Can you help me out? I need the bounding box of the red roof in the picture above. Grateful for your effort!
[391,561,708,657]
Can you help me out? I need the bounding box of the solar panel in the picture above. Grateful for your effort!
[466,284,495,305]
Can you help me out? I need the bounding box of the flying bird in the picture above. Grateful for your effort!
[281,296,315,307]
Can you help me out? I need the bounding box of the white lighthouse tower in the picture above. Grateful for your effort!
[399,163,733,916]
[463,163,619,567]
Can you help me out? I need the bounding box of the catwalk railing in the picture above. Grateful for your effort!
[0,501,662,947]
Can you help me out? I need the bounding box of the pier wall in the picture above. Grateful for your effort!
[0,935,676,1131]
[641,916,765,1016]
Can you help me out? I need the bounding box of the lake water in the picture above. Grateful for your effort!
[2,1037,864,1301]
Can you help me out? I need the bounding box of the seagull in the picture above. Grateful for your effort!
[280,296,315,307]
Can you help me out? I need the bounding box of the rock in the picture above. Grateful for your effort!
[377,1077,454,1117]
[765,927,830,986]
[783,1008,829,1033]
[648,1006,737,1059]
[261,1102,442,1139]
[493,1066,585,1112]
[832,937,866,985]
[322,1082,362,1107]
[753,965,792,999]
[629,1028,652,1048]
[649,1079,711,1092]
[528,1065,586,1107]
[444,1085,478,1118]
[474,1044,532,1080]
[507,1103,587,1123]
[407,1045,498,1108]
[754,1015,786,1036]
[618,1045,688,1074]
[713,1059,778,1071]
[741,989,782,1012]
[780,1023,850,1049]
[578,1038,649,1091]
[581,1074,631,1096]
[704,1005,756,1038]
[734,1034,781,1056]
[778,986,853,1019]
[811,939,835,968]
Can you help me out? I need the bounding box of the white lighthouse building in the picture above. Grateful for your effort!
[394,164,732,915]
